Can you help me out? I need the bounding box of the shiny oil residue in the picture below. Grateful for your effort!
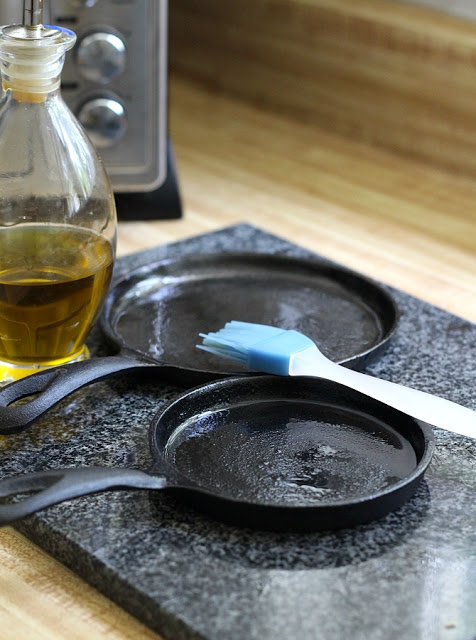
[165,400,417,506]
[113,271,381,368]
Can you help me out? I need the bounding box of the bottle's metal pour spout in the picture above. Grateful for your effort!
[23,0,45,28]
[3,0,56,40]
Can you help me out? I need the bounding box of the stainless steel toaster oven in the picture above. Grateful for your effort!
[0,0,181,219]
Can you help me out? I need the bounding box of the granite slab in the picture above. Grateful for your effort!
[1,224,475,640]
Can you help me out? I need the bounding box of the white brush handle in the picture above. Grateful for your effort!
[294,351,476,438]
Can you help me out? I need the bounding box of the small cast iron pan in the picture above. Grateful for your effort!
[0,377,433,531]
[0,253,398,434]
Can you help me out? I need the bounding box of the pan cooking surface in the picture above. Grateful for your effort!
[106,254,398,372]
[117,278,376,367]
[164,400,418,506]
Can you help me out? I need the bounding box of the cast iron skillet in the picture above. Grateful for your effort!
[0,253,399,434]
[0,376,433,531]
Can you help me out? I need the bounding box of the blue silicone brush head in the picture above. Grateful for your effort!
[197,321,316,375]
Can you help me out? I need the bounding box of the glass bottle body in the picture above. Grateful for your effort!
[0,68,117,381]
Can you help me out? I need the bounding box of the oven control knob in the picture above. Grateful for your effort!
[76,32,126,84]
[77,98,127,148]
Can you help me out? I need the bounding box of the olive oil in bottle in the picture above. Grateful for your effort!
[0,225,114,369]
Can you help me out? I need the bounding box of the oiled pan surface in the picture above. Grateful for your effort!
[167,400,417,505]
[104,253,398,375]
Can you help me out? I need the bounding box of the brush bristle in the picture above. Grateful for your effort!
[197,321,284,365]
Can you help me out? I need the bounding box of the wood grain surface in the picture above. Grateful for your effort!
[0,0,475,636]
[170,0,476,178]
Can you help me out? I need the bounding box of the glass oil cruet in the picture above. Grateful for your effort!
[0,0,117,383]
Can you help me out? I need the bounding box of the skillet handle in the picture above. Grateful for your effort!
[0,356,154,435]
[0,467,167,525]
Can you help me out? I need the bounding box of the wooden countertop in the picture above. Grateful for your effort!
[170,0,476,181]
[0,70,475,639]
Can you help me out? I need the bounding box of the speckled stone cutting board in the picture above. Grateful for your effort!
[1,224,475,640]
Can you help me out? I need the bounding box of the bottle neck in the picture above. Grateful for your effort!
[0,24,75,103]
[0,50,66,101]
